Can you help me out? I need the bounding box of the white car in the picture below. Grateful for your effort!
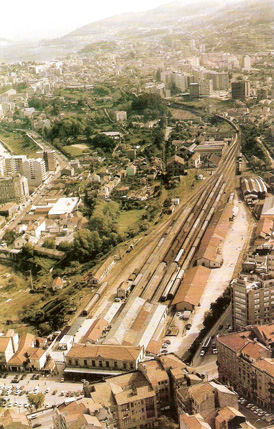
[200,350,205,357]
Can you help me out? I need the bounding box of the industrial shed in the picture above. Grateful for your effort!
[241,176,267,202]
[195,204,233,268]
[172,266,211,311]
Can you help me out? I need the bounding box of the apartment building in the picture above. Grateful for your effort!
[22,157,46,187]
[139,361,170,411]
[43,150,57,171]
[217,324,274,411]
[232,274,274,330]
[4,155,27,176]
[0,175,29,204]
[231,81,250,100]
[85,371,159,429]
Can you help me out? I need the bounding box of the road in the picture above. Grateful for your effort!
[0,130,69,241]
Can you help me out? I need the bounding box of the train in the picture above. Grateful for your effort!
[81,281,108,316]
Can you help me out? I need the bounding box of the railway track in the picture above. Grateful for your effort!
[84,104,240,324]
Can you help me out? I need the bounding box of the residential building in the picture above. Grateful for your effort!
[4,155,27,176]
[188,152,201,169]
[189,83,200,98]
[0,330,19,370]
[0,409,31,428]
[6,333,48,372]
[43,150,57,171]
[232,275,274,330]
[22,157,46,187]
[139,360,170,411]
[199,79,213,96]
[166,155,185,176]
[53,398,112,429]
[115,111,127,122]
[180,413,211,429]
[85,370,160,429]
[231,81,250,100]
[0,175,29,204]
[217,325,274,411]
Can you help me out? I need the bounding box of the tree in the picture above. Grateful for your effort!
[2,229,18,246]
[91,133,116,152]
[72,229,102,262]
[42,238,56,249]
[28,393,45,410]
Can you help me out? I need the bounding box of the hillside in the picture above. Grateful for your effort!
[42,0,273,54]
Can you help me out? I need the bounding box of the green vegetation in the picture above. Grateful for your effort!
[0,128,38,156]
[131,93,167,121]
[185,288,231,364]
[117,209,146,234]
[63,145,83,157]
[241,124,271,171]
[81,41,118,53]
[28,393,45,410]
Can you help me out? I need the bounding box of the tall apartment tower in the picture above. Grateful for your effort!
[231,81,250,100]
[232,275,274,330]
[22,158,46,187]
[4,155,27,176]
[43,150,56,171]
[0,156,5,177]
[0,175,29,204]
[189,83,200,98]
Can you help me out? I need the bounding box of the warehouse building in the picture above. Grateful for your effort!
[172,266,211,311]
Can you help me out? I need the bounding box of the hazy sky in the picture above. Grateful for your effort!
[2,0,170,41]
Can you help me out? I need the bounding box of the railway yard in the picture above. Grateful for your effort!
[55,108,247,375]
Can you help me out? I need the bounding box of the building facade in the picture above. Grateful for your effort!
[217,325,274,411]
[232,275,274,330]
[22,158,46,187]
[0,175,29,204]
[231,81,250,100]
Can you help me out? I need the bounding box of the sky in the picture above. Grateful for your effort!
[1,0,171,41]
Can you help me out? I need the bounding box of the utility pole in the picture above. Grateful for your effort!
[29,269,33,290]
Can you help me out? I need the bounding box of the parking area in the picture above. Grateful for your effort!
[0,372,83,412]
[238,400,274,428]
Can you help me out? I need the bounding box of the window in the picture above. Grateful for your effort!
[99,361,103,367]
[92,360,95,367]
[84,360,87,366]
[106,361,109,367]
[123,362,127,369]
[75,360,78,366]
[114,361,118,368]
[68,359,72,365]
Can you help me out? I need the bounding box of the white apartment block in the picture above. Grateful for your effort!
[232,275,274,330]
[22,158,46,187]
